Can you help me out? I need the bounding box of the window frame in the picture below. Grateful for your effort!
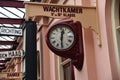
[58,57,75,80]
[111,0,120,77]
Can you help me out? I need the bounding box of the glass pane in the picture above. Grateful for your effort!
[63,63,74,80]
[64,66,71,80]
[116,30,120,58]
[4,7,24,18]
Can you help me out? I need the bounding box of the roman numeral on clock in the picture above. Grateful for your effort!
[68,39,72,43]
[52,40,56,44]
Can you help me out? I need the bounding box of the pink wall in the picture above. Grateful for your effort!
[74,0,118,80]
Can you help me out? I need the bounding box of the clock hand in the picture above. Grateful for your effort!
[60,29,64,48]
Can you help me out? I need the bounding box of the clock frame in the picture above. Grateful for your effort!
[48,24,75,50]
[46,23,77,57]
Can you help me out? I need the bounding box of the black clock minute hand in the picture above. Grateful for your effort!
[60,29,64,48]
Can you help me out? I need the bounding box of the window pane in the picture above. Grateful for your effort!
[64,66,71,80]
[116,30,120,57]
[63,63,74,80]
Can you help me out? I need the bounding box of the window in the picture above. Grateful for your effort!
[58,57,75,80]
[37,51,40,80]
[113,1,120,58]
[112,0,120,76]
[63,62,74,80]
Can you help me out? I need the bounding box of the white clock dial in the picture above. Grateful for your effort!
[49,24,75,50]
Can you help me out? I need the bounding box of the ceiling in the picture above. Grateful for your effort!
[0,0,27,71]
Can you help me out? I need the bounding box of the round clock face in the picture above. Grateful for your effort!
[48,24,75,50]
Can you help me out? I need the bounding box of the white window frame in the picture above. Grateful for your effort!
[111,0,120,78]
[57,57,72,80]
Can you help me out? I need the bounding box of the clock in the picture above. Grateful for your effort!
[48,24,75,50]
[46,19,84,70]
[45,19,78,58]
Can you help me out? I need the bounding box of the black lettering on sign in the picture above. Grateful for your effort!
[0,54,7,58]
[7,73,19,78]
[8,50,22,57]
[43,6,83,13]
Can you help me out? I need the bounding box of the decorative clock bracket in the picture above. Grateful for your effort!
[70,21,84,71]
[70,21,84,70]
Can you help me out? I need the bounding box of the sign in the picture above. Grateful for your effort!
[25,2,102,46]
[0,27,22,36]
[43,5,83,17]
[25,2,98,33]
[0,72,22,80]
[0,50,24,59]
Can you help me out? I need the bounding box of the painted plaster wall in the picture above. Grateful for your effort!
[93,0,113,80]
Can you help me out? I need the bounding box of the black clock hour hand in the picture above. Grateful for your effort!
[60,29,64,48]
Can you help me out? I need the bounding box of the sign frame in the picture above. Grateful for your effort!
[0,50,24,59]
[0,26,23,36]
[0,72,22,80]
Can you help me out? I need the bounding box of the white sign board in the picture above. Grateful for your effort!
[0,27,22,36]
[0,50,24,59]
